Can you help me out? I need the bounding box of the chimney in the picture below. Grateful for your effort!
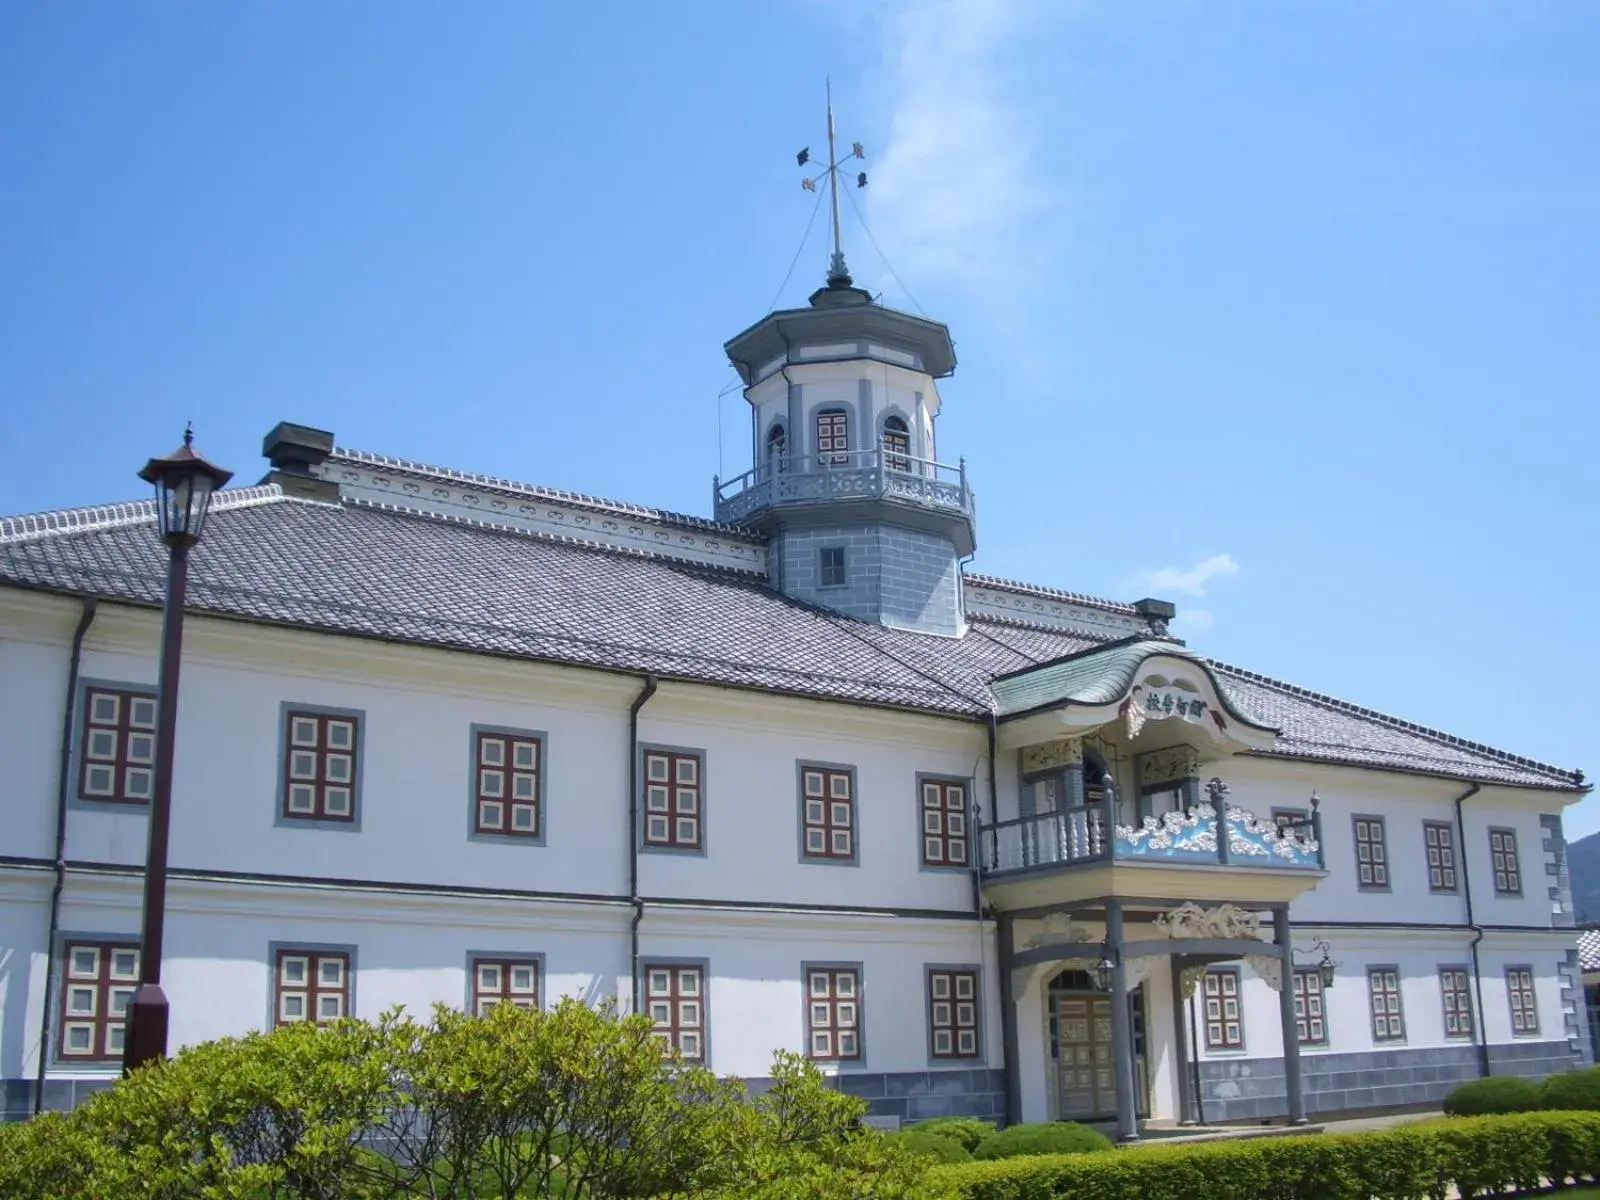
[1133,597,1177,636]
[260,422,340,502]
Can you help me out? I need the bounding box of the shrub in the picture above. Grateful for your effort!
[892,1129,974,1163]
[972,1121,1113,1160]
[1545,1066,1600,1112]
[928,1111,1600,1200]
[1442,1074,1543,1116]
[0,1006,938,1200]
[910,1117,997,1152]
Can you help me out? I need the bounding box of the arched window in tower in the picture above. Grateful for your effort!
[881,415,910,472]
[765,423,788,477]
[815,408,849,467]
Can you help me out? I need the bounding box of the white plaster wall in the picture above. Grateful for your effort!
[778,360,943,463]
[1,868,1000,1086]
[637,688,983,912]
[0,877,53,1085]
[0,599,986,915]
[1142,964,1180,1121]
[1014,966,1050,1123]
[1462,802,1562,929]
[641,908,999,1079]
[1476,935,1574,1046]
[1221,758,1567,929]
[1191,929,1576,1064]
[50,621,635,897]
[0,617,80,862]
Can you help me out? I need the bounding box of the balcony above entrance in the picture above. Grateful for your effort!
[984,639,1325,913]
[978,779,1325,912]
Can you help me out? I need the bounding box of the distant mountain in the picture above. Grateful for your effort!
[1568,830,1600,925]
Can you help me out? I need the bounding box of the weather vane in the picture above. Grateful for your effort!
[795,78,866,288]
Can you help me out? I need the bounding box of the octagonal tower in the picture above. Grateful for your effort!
[715,270,974,637]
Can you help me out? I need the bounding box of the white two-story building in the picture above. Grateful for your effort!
[0,260,1589,1135]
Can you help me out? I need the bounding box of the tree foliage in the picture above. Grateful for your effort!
[0,1003,940,1200]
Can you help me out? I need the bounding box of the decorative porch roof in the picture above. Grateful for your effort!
[990,637,1278,739]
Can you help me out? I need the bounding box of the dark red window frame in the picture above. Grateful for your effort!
[274,949,351,1025]
[282,711,359,822]
[928,968,980,1059]
[474,730,541,837]
[644,962,705,1061]
[801,767,855,860]
[919,778,969,867]
[806,967,861,1061]
[79,687,157,804]
[470,957,540,1016]
[642,750,701,850]
[58,940,140,1062]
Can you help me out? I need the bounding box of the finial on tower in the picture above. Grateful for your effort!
[796,78,868,297]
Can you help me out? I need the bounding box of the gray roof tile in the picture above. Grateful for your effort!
[0,489,1583,792]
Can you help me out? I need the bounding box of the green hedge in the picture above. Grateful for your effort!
[909,1116,998,1152]
[928,1111,1600,1200]
[1546,1067,1600,1112]
[1443,1074,1544,1115]
[971,1122,1113,1160]
[890,1129,974,1163]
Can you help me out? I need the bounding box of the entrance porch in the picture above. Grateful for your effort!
[976,638,1330,1137]
[1000,900,1312,1140]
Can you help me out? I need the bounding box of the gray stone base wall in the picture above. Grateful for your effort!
[1198,1040,1576,1123]
[1487,1036,1586,1079]
[743,1068,1005,1128]
[2,1077,112,1123]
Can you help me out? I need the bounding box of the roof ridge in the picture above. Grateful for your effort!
[966,612,1120,642]
[963,571,1136,615]
[1210,658,1584,785]
[329,448,759,539]
[344,497,768,579]
[0,484,286,546]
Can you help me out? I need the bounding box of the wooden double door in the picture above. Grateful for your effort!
[1053,988,1148,1121]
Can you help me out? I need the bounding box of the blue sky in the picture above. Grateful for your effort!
[2,3,1596,829]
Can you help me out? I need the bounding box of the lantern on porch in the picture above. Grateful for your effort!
[1295,937,1339,989]
[1092,946,1116,993]
[1317,944,1338,990]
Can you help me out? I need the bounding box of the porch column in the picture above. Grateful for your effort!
[1274,907,1308,1125]
[1106,900,1140,1143]
[1171,956,1195,1124]
[998,914,1021,1127]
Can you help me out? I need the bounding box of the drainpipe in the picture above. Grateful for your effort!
[35,596,98,1114]
[980,713,998,906]
[1453,783,1489,1077]
[627,675,658,1013]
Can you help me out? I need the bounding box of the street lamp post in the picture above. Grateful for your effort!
[123,427,231,1075]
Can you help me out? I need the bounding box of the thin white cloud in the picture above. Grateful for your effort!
[858,0,1056,299]
[1139,554,1239,599]
[1171,609,1214,636]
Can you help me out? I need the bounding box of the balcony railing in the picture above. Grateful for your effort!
[978,782,1324,878]
[713,448,974,526]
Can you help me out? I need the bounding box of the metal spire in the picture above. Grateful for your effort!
[797,78,867,289]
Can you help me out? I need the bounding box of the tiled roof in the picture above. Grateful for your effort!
[963,572,1137,616]
[1579,928,1600,974]
[0,488,1583,792]
[1214,665,1583,792]
[327,448,750,537]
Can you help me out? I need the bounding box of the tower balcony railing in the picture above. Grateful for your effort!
[977,780,1325,878]
[713,448,974,526]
